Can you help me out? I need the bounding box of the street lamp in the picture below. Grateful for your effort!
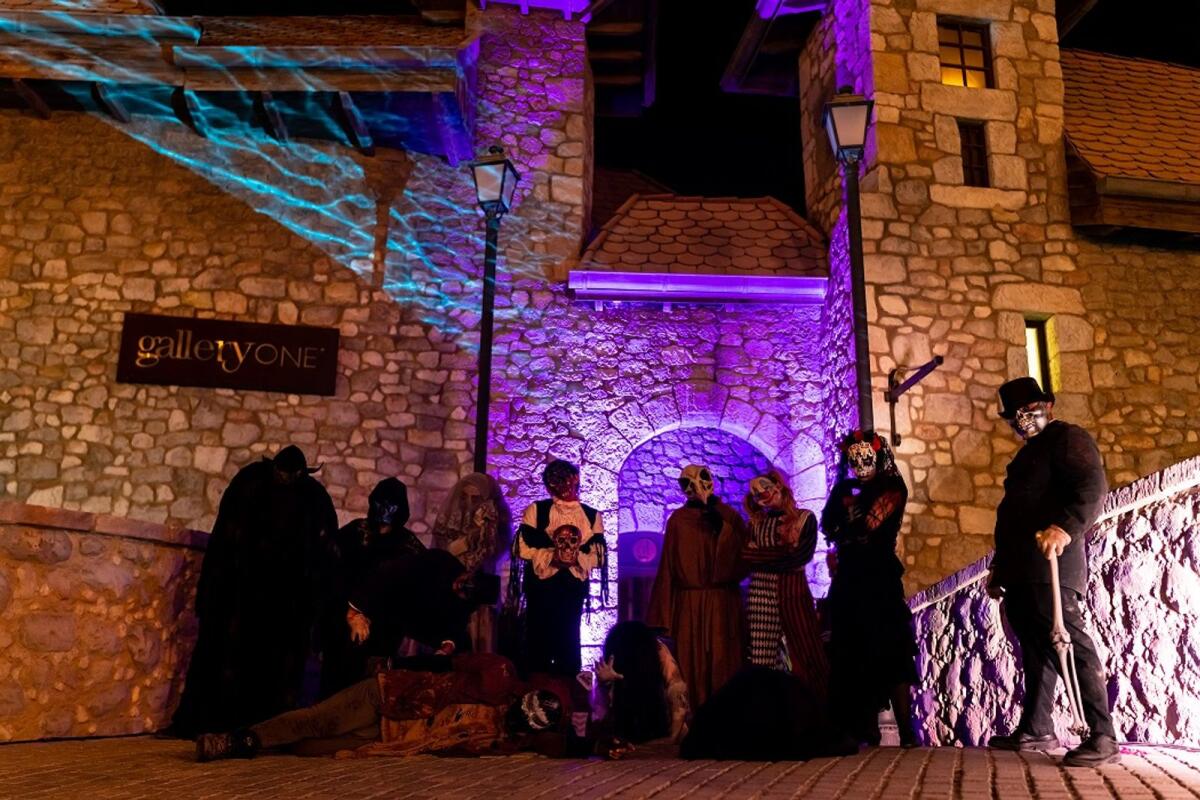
[822,86,875,430]
[468,146,520,475]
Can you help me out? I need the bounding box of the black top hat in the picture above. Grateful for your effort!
[998,377,1054,419]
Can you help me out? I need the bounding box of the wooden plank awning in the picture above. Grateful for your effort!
[0,10,477,161]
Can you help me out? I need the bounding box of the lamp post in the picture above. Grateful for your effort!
[467,146,520,475]
[823,86,875,430]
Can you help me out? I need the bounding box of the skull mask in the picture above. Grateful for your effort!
[750,475,783,511]
[1012,402,1050,440]
[847,441,878,482]
[544,460,581,502]
[678,465,715,504]
[553,524,582,566]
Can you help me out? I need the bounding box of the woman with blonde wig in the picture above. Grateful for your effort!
[742,469,829,699]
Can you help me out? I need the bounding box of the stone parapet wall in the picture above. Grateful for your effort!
[909,455,1200,748]
[0,501,205,742]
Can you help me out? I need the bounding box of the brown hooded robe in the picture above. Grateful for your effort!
[647,500,750,710]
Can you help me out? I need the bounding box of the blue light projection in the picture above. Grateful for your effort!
[1,9,532,341]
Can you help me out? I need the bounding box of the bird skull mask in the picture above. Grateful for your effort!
[678,465,715,504]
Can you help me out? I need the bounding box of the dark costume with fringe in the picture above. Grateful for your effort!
[820,435,916,744]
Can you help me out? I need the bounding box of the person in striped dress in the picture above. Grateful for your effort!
[742,470,829,700]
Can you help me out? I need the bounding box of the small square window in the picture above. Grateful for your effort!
[958,120,989,187]
[937,20,994,89]
[1025,319,1053,394]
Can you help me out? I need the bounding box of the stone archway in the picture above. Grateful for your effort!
[615,426,773,622]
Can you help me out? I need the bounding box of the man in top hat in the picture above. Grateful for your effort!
[170,444,338,737]
[986,377,1118,767]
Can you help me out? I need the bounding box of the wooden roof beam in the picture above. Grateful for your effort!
[257,90,288,143]
[337,91,374,156]
[91,82,130,123]
[12,78,50,119]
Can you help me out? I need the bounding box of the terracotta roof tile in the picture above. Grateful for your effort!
[1062,49,1200,186]
[580,194,826,277]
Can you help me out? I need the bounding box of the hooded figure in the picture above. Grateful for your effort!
[820,430,916,747]
[647,464,751,709]
[171,445,338,737]
[318,477,425,697]
[431,473,511,654]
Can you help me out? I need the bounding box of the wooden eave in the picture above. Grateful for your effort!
[1066,143,1200,235]
[720,0,824,97]
[0,9,477,162]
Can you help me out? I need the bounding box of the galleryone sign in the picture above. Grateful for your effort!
[116,312,340,396]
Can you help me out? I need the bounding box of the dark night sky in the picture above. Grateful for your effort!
[159,0,1199,214]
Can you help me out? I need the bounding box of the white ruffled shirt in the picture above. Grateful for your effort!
[519,498,605,581]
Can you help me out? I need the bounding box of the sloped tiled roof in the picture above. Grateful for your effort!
[1062,49,1200,186]
[580,194,826,276]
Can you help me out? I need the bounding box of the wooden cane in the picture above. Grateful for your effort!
[1048,552,1090,737]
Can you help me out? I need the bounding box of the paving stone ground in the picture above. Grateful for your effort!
[2,737,1199,799]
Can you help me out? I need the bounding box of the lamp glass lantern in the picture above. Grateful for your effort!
[469,149,521,218]
[822,89,873,163]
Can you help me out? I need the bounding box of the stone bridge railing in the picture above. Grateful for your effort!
[0,502,206,742]
[909,455,1200,747]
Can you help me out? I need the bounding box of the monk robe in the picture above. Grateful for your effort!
[647,499,751,709]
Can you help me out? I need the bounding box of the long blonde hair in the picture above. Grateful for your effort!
[744,469,805,544]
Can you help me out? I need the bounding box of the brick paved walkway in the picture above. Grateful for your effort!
[2,737,1199,799]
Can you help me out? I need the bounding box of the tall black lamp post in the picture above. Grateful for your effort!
[823,86,875,430]
[468,146,520,475]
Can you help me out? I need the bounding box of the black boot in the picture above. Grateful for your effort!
[989,730,1059,752]
[1063,734,1120,767]
[196,729,261,763]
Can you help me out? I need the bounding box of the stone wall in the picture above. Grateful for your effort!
[0,501,205,742]
[0,5,591,541]
[799,0,1200,592]
[909,455,1200,748]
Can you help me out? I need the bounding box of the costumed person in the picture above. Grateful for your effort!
[507,459,606,676]
[431,473,510,654]
[197,596,578,763]
[170,445,337,738]
[591,620,691,759]
[743,470,829,699]
[820,430,917,747]
[319,477,425,697]
[345,548,501,665]
[680,666,855,761]
[646,464,750,709]
[986,377,1118,767]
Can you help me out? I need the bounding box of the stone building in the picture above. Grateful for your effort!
[2,0,1200,741]
[774,0,1200,589]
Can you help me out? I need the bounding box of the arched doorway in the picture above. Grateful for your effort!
[616,426,773,622]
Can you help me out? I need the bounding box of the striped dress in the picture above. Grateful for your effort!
[744,510,829,698]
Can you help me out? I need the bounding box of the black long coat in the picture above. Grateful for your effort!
[991,419,1107,595]
[171,459,337,736]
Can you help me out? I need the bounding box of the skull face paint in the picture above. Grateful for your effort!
[1011,402,1050,439]
[678,464,715,504]
[552,524,582,566]
[750,475,783,510]
[847,441,878,482]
